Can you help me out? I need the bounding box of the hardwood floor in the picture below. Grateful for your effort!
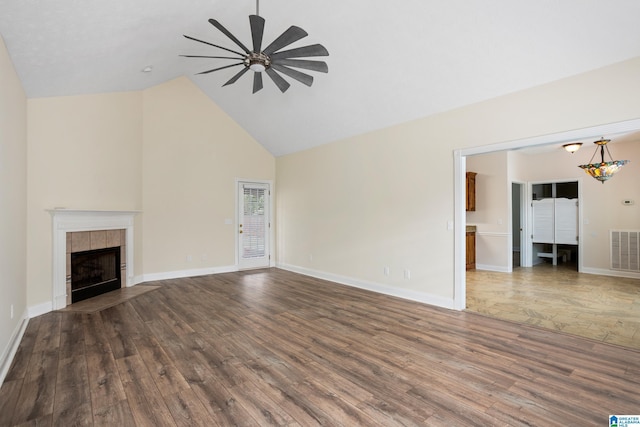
[466,263,640,350]
[1,268,639,426]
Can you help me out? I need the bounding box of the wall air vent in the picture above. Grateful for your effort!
[610,230,640,272]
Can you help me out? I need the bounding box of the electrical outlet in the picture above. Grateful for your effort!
[384,266,390,276]
[309,254,313,262]
[10,304,14,319]
[186,255,193,262]
[404,269,411,280]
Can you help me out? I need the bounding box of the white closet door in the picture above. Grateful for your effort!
[555,198,578,244]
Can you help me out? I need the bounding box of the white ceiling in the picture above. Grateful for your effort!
[2,0,640,156]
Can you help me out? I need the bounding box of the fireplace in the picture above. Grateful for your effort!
[49,209,138,310]
[71,246,121,303]
[65,228,127,305]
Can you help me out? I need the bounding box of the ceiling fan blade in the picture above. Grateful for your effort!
[271,64,313,87]
[249,15,265,53]
[270,58,328,73]
[270,44,329,60]
[183,35,246,57]
[223,67,250,86]
[253,72,263,93]
[208,19,251,54]
[180,55,245,60]
[197,62,244,75]
[263,26,308,55]
[265,68,290,93]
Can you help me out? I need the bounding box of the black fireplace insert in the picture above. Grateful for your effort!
[71,246,121,303]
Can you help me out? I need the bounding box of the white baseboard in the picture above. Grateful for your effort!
[28,301,52,318]
[139,265,238,283]
[277,263,455,310]
[580,267,640,280]
[476,263,511,273]
[0,309,29,387]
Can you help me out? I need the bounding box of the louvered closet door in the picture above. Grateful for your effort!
[238,182,271,269]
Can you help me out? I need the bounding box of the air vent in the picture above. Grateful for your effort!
[611,230,640,272]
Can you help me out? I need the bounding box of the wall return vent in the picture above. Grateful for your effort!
[611,230,640,272]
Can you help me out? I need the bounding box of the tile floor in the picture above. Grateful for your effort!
[466,262,640,350]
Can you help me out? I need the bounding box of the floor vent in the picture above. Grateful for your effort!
[611,230,640,272]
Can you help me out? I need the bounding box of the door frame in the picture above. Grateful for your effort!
[454,117,640,310]
[511,181,528,269]
[235,178,275,270]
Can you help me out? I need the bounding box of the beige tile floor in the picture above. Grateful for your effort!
[466,262,640,350]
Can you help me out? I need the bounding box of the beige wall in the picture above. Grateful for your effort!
[26,92,143,308]
[277,120,458,302]
[141,77,275,275]
[0,36,28,372]
[467,151,511,270]
[277,57,640,306]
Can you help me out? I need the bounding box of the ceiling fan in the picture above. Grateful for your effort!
[182,1,329,94]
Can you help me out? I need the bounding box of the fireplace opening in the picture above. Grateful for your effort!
[71,246,121,303]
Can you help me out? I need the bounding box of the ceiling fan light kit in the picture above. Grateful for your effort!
[182,1,329,94]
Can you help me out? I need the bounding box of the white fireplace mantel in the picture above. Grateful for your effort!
[48,209,140,310]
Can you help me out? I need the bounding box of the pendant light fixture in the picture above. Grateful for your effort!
[578,138,629,183]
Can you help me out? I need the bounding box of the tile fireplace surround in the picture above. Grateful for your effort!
[49,209,138,310]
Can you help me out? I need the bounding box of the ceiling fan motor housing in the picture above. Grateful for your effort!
[246,52,270,72]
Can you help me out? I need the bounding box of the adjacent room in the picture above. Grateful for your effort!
[464,139,640,349]
[1,1,639,425]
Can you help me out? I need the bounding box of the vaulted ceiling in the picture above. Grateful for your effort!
[2,1,640,156]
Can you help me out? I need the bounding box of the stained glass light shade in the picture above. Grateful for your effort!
[578,138,630,183]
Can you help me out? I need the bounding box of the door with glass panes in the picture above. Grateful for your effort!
[238,182,271,269]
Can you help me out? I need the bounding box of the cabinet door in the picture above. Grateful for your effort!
[466,172,476,212]
[466,232,476,270]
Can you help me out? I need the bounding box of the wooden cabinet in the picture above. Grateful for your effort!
[466,172,476,212]
[466,231,476,270]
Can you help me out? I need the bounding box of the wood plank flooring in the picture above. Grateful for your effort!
[1,268,639,426]
[466,263,640,350]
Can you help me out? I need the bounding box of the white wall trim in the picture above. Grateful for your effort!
[476,264,511,273]
[580,267,640,280]
[476,231,511,237]
[278,263,456,310]
[0,309,29,387]
[28,301,53,318]
[139,265,238,283]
